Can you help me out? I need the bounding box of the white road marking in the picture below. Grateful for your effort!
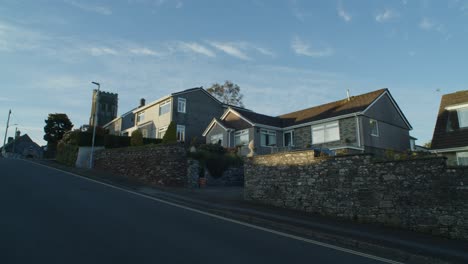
[26,160,403,264]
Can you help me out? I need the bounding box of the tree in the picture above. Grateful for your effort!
[423,141,431,149]
[162,122,177,143]
[131,130,143,146]
[206,80,245,107]
[43,113,73,148]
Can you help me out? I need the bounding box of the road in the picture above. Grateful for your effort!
[0,158,395,264]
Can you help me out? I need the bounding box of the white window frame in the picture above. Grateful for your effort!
[177,98,186,113]
[311,121,340,144]
[210,133,223,145]
[136,112,145,123]
[260,129,277,147]
[159,100,171,116]
[370,119,379,137]
[176,125,185,142]
[457,107,468,128]
[234,129,249,146]
[284,130,294,147]
[457,152,468,166]
[158,126,168,139]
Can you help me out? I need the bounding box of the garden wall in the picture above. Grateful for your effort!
[94,144,187,187]
[244,151,468,240]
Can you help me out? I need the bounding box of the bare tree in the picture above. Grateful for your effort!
[206,81,245,107]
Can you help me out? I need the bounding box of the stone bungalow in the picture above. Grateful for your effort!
[203,88,413,156]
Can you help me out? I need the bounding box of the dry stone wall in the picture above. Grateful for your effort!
[94,144,187,187]
[244,151,468,240]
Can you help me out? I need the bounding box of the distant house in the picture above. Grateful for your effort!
[0,132,43,158]
[431,90,468,166]
[104,87,237,143]
[203,88,412,156]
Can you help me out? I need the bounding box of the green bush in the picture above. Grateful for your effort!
[190,144,243,178]
[163,122,177,143]
[131,130,144,146]
[56,142,78,166]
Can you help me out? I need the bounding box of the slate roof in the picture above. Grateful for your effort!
[234,108,284,128]
[431,90,468,150]
[279,89,387,127]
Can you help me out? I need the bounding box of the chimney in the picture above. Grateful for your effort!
[7,137,13,144]
[140,98,145,107]
[346,89,351,101]
[15,130,20,139]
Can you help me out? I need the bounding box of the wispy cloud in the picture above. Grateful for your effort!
[64,0,112,15]
[291,37,333,57]
[86,46,118,56]
[337,2,352,22]
[375,9,398,23]
[208,42,251,60]
[129,47,160,56]
[419,17,443,32]
[178,42,216,57]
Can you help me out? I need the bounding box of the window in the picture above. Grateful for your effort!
[457,152,468,166]
[176,125,185,142]
[141,129,148,138]
[137,112,145,123]
[370,119,379,136]
[178,98,186,113]
[312,121,340,144]
[158,126,167,139]
[284,131,294,147]
[457,107,468,128]
[234,129,249,146]
[211,133,223,145]
[159,100,171,116]
[260,129,277,147]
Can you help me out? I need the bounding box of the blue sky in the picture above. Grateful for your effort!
[1,0,468,146]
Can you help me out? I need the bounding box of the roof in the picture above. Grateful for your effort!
[1,134,40,152]
[431,90,468,150]
[279,89,387,126]
[233,108,283,128]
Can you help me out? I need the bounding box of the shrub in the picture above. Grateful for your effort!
[190,144,243,178]
[131,130,144,146]
[56,142,78,166]
[162,122,177,143]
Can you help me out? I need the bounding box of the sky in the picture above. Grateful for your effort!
[1,0,468,146]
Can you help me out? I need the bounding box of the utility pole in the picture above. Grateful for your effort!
[2,109,11,155]
[90,82,100,169]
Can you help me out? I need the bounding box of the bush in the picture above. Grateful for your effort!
[163,122,177,143]
[190,144,243,178]
[56,142,78,166]
[131,130,144,146]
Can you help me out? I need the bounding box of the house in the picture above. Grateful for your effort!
[104,87,234,143]
[431,90,468,166]
[0,132,43,158]
[203,88,413,156]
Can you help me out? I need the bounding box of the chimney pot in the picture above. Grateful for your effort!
[140,98,145,107]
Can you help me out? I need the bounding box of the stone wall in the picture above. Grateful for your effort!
[94,144,187,187]
[244,151,468,240]
[205,166,244,187]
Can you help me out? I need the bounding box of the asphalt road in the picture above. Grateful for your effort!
[0,158,394,264]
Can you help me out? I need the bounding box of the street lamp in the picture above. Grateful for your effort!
[89,81,100,169]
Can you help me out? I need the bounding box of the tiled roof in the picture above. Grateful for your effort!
[234,108,284,128]
[279,89,387,126]
[431,90,468,150]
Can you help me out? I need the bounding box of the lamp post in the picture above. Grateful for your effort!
[89,81,100,169]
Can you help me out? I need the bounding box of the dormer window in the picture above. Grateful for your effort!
[457,107,468,128]
[446,105,468,131]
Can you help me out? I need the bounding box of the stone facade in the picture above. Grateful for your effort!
[245,151,468,240]
[94,144,188,187]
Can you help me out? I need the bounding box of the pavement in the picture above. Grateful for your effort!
[4,158,468,264]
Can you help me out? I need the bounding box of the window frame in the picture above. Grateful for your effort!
[210,133,223,145]
[158,126,168,139]
[311,121,340,144]
[159,100,171,116]
[370,119,379,137]
[260,129,277,147]
[457,107,468,128]
[176,125,185,142]
[136,112,145,123]
[177,98,186,113]
[283,130,294,147]
[234,129,249,146]
[456,152,468,166]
